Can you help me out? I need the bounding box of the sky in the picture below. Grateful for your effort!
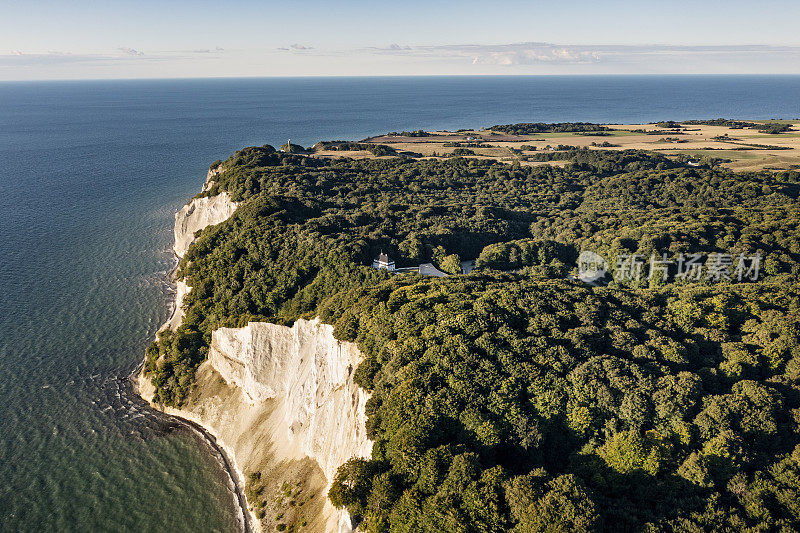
[2,0,800,80]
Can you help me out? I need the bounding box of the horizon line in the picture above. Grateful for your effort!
[4,72,800,83]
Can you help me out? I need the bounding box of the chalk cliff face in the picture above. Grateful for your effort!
[161,184,236,332]
[144,180,372,532]
[160,279,189,332]
[173,191,238,257]
[209,319,373,483]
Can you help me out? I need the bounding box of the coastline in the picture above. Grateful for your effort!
[129,363,255,533]
[131,172,370,531]
[128,169,255,532]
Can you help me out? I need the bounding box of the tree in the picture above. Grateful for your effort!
[328,458,376,518]
[440,254,462,275]
[516,475,601,532]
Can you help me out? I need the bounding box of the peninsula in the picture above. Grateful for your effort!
[138,120,800,532]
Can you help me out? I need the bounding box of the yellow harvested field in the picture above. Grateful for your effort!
[306,122,800,172]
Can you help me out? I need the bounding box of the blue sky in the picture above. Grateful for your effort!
[2,0,800,79]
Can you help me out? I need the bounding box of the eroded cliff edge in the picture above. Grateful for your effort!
[138,167,372,533]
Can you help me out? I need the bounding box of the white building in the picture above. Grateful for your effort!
[372,252,396,271]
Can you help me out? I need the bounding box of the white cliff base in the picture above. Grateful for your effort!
[138,319,372,533]
[140,180,372,533]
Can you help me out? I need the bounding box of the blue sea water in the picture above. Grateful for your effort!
[0,75,799,532]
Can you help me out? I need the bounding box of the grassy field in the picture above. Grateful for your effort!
[320,121,800,172]
[660,149,762,160]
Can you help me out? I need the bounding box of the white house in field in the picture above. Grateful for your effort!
[372,252,396,271]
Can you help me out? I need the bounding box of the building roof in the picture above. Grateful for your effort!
[418,263,448,277]
[378,252,390,263]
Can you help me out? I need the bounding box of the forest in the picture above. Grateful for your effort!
[144,143,800,532]
[490,122,610,134]
[680,119,794,134]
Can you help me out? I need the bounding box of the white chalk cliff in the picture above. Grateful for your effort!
[209,319,372,484]
[161,166,238,332]
[173,191,238,258]
[141,172,372,533]
[160,279,190,332]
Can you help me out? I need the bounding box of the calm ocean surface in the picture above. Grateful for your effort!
[1,75,799,532]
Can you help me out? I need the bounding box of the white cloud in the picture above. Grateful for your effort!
[118,47,144,56]
[365,41,800,70]
[184,47,224,54]
[2,41,800,79]
[278,43,313,51]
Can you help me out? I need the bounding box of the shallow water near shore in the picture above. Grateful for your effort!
[1,75,799,532]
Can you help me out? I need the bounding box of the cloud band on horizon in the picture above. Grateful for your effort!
[2,42,800,80]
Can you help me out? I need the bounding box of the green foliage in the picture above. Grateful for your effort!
[386,130,429,137]
[755,122,793,134]
[490,123,609,134]
[145,327,207,406]
[475,238,574,271]
[655,121,683,129]
[314,141,397,156]
[439,254,462,275]
[281,142,307,153]
[516,474,601,532]
[598,429,673,476]
[589,141,619,148]
[682,118,759,128]
[146,144,800,531]
[681,118,795,134]
[329,458,376,517]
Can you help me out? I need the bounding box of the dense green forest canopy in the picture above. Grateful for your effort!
[145,142,800,532]
[755,123,794,134]
[654,121,684,129]
[489,122,610,134]
[314,141,398,157]
[682,119,759,128]
[681,119,795,134]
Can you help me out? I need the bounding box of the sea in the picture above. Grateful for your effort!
[1,75,799,532]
